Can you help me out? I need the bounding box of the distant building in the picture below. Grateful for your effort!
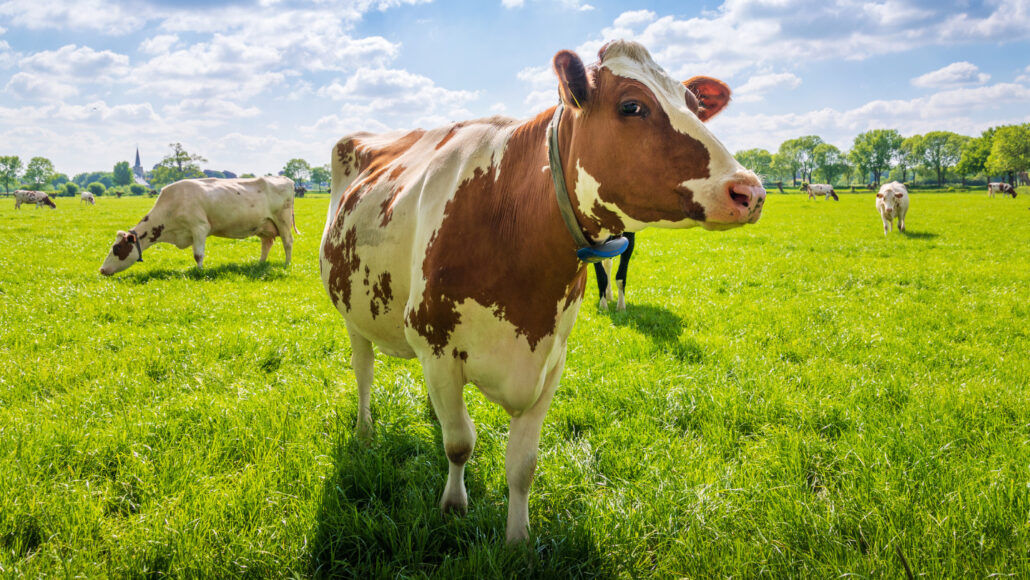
[133,148,149,185]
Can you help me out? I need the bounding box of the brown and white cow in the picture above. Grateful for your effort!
[14,189,57,209]
[100,176,296,276]
[876,181,909,235]
[801,183,838,200]
[319,40,765,542]
[988,182,1017,198]
[81,191,96,205]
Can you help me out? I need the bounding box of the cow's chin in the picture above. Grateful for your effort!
[700,221,743,231]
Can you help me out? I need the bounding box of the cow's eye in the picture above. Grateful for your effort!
[619,101,648,117]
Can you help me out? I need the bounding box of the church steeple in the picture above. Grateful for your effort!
[132,147,147,184]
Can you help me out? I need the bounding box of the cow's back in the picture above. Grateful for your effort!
[155,177,293,238]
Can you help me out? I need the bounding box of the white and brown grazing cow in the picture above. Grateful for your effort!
[876,181,909,235]
[100,176,296,276]
[320,40,765,542]
[801,183,838,200]
[81,191,95,205]
[988,182,1017,198]
[14,189,56,209]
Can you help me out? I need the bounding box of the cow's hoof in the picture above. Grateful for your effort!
[505,527,530,544]
[440,497,468,516]
[598,298,608,310]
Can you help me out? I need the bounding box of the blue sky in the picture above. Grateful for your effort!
[0,0,1028,176]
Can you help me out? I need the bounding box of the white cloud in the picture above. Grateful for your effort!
[20,44,130,81]
[735,72,801,102]
[139,34,180,55]
[502,0,593,10]
[502,0,524,7]
[912,61,990,88]
[0,0,147,35]
[318,67,478,120]
[163,99,261,120]
[5,72,77,100]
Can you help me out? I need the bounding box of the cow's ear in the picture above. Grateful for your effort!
[684,76,731,122]
[553,50,591,110]
[876,193,884,198]
[116,230,128,239]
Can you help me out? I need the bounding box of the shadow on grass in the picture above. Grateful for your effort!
[900,230,938,240]
[119,261,289,284]
[310,421,614,578]
[600,303,704,363]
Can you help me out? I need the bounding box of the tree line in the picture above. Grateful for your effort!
[735,123,1030,188]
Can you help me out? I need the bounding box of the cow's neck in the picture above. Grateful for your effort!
[130,211,170,250]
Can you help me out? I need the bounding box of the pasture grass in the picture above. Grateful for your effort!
[1,189,1029,577]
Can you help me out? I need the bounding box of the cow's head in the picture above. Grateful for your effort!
[554,40,764,234]
[42,196,56,209]
[99,230,141,276]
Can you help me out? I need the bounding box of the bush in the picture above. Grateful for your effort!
[64,182,79,196]
[129,184,146,196]
[87,182,106,196]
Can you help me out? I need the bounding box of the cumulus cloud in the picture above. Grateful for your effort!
[502,0,524,7]
[5,72,77,100]
[20,44,130,81]
[0,0,147,35]
[139,34,180,55]
[317,67,478,120]
[734,72,802,102]
[163,98,261,120]
[502,0,593,10]
[912,61,990,88]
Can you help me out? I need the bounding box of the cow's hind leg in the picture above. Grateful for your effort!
[260,236,274,262]
[423,358,475,515]
[191,226,210,268]
[347,326,374,438]
[595,260,611,309]
[505,350,564,543]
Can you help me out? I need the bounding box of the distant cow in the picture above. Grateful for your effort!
[99,176,297,276]
[294,185,307,198]
[876,181,909,235]
[988,182,1017,198]
[14,189,56,209]
[801,183,838,200]
[595,232,636,311]
[81,191,95,205]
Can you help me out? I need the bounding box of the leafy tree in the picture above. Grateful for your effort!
[0,155,21,194]
[985,124,1030,184]
[919,131,967,186]
[896,135,922,183]
[130,184,147,196]
[73,171,114,188]
[310,165,331,191]
[52,173,69,187]
[24,157,56,190]
[150,143,207,189]
[113,161,134,186]
[849,129,902,186]
[734,149,773,180]
[64,182,79,196]
[956,129,994,181]
[812,143,849,185]
[777,136,822,185]
[240,173,256,178]
[282,158,311,185]
[87,182,106,196]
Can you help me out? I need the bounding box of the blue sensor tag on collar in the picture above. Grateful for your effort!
[576,236,629,263]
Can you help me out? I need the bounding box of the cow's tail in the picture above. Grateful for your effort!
[291,200,300,235]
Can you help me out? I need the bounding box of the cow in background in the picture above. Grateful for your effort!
[320,40,765,542]
[14,190,56,209]
[988,182,1017,198]
[81,191,96,205]
[876,181,909,235]
[802,183,839,200]
[595,232,636,311]
[100,176,296,276]
[294,185,307,198]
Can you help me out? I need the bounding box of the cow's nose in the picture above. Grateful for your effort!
[99,267,111,277]
[728,183,766,209]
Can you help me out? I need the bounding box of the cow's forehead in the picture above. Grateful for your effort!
[598,48,687,112]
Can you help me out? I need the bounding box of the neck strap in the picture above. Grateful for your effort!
[546,103,630,263]
[129,229,143,262]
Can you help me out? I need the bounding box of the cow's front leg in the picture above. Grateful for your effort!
[423,358,476,515]
[505,350,564,543]
[191,227,209,269]
[347,326,374,438]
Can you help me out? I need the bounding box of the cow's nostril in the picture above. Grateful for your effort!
[729,191,750,207]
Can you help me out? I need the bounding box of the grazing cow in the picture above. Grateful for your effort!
[99,176,296,276]
[988,182,1017,198]
[319,40,766,542]
[801,183,838,200]
[876,181,909,235]
[81,191,96,205]
[13,189,56,209]
[294,185,307,198]
[595,232,636,310]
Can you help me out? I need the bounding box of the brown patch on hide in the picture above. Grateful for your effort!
[369,272,392,319]
[112,236,135,260]
[451,348,468,362]
[563,270,587,311]
[434,123,466,150]
[322,225,360,312]
[339,130,424,219]
[406,110,583,355]
[570,68,710,225]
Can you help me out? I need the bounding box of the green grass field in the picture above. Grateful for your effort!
[2,190,1029,577]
